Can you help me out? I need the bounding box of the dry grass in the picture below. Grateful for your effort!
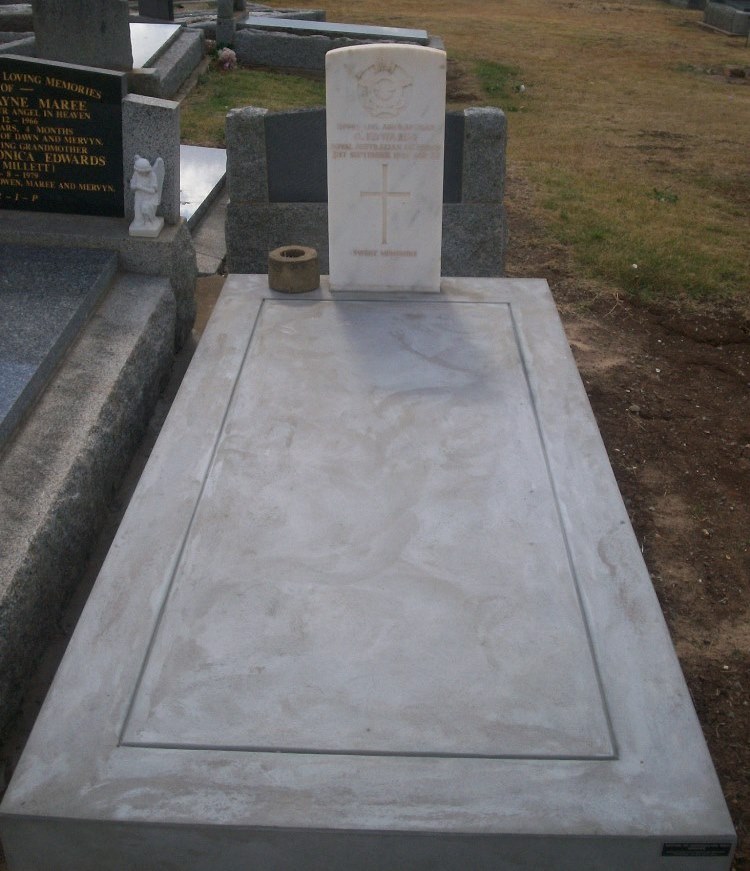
[320,0,750,305]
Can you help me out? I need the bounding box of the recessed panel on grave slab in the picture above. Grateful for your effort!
[0,277,734,870]
[0,56,125,217]
[326,44,446,292]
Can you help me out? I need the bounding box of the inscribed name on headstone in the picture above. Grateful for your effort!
[0,57,126,217]
[32,0,133,72]
[326,44,446,292]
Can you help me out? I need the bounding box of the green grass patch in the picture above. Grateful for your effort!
[474,60,524,111]
[536,167,747,301]
[181,66,325,146]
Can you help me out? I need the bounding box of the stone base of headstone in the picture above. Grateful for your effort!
[0,276,735,870]
[224,106,507,277]
[130,216,165,238]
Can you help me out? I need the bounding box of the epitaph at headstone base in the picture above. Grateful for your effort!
[0,277,734,870]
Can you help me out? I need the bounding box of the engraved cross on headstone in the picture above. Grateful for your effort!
[360,164,410,245]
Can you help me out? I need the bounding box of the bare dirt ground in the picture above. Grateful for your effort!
[504,165,750,868]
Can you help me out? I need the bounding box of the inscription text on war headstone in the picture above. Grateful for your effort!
[0,57,126,217]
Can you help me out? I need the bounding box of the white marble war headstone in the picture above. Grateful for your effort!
[326,44,446,292]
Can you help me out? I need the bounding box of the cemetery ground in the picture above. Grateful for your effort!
[0,0,747,867]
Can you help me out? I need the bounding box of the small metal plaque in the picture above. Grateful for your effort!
[662,843,733,857]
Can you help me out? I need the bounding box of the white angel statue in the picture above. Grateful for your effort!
[129,155,165,238]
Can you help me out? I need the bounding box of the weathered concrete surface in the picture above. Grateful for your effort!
[0,276,735,869]
[0,274,176,746]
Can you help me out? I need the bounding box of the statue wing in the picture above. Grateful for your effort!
[154,157,165,199]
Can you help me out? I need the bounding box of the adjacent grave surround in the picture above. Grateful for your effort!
[0,275,735,869]
[703,0,750,33]
[0,270,177,756]
[226,105,507,277]
[0,16,205,100]
[0,52,197,746]
[0,246,117,447]
[0,55,195,344]
[0,11,211,762]
[231,17,444,73]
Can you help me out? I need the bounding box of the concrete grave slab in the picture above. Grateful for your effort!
[0,276,735,870]
[0,245,116,447]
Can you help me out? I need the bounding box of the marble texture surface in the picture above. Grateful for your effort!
[326,45,446,292]
[0,277,734,870]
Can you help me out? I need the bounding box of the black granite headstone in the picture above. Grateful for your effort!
[264,109,463,204]
[0,56,126,217]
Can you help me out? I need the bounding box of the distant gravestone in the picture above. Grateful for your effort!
[216,0,236,45]
[326,44,446,292]
[137,0,174,21]
[31,0,133,71]
[0,56,126,216]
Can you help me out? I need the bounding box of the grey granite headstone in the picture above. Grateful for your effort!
[32,0,133,71]
[0,245,117,447]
